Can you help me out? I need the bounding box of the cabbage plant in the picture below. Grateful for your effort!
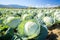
[54,12,60,23]
[4,16,21,28]
[42,16,54,27]
[21,14,33,20]
[37,12,44,19]
[17,19,40,39]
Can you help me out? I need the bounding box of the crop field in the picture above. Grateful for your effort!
[0,8,60,40]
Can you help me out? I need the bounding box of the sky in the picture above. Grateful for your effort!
[0,0,60,7]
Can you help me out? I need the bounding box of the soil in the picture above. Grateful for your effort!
[46,23,60,40]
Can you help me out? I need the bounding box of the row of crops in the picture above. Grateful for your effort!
[0,8,60,40]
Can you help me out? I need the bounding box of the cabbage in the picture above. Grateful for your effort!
[22,14,33,20]
[17,19,40,39]
[4,16,21,28]
[37,13,43,18]
[43,16,54,27]
[54,12,60,23]
[37,12,44,19]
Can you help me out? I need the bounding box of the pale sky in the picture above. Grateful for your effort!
[0,0,60,7]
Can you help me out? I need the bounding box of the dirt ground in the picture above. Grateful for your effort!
[46,23,60,40]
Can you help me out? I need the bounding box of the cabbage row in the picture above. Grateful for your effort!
[0,8,60,40]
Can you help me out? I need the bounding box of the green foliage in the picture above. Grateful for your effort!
[0,8,60,40]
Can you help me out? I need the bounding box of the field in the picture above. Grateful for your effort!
[0,8,60,40]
